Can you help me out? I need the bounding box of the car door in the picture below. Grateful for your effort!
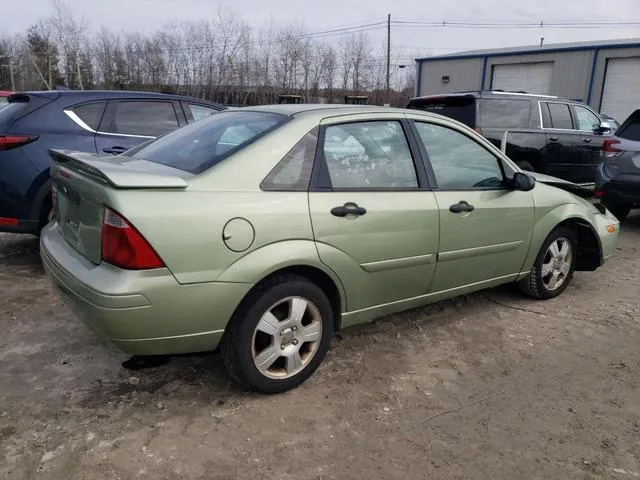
[571,104,608,182]
[308,115,439,313]
[540,101,586,183]
[410,119,535,293]
[94,99,182,156]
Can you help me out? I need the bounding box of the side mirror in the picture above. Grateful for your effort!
[594,120,611,135]
[512,172,536,191]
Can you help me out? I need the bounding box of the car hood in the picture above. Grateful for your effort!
[527,172,593,199]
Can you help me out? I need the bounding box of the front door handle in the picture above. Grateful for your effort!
[103,146,128,154]
[330,203,367,217]
[582,137,592,143]
[449,201,475,213]
[548,136,559,142]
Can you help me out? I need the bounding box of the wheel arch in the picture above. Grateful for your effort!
[250,266,344,331]
[217,240,347,331]
[554,218,602,271]
[522,205,603,275]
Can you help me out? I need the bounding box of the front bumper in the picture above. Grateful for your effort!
[40,223,252,355]
[590,210,620,264]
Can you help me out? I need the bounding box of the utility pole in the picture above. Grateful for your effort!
[386,13,391,105]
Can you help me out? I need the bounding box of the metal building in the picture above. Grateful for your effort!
[415,38,640,122]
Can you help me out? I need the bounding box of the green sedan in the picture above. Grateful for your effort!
[41,105,620,393]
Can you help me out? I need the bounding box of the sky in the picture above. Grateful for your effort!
[3,0,640,61]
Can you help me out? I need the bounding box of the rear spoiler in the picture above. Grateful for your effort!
[49,149,189,189]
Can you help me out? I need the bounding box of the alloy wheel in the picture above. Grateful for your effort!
[541,237,572,292]
[251,296,324,379]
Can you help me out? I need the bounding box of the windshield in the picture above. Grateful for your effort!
[124,111,289,173]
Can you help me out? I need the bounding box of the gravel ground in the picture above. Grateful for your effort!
[1,214,639,480]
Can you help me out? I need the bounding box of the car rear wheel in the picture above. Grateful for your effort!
[518,227,577,300]
[221,275,334,393]
[604,202,631,221]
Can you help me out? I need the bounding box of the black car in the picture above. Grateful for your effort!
[0,90,224,235]
[407,91,613,184]
[595,109,640,221]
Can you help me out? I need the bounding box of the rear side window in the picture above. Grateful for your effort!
[72,102,106,130]
[125,111,288,174]
[479,99,531,128]
[408,96,476,128]
[261,127,318,191]
[545,103,573,129]
[107,101,179,137]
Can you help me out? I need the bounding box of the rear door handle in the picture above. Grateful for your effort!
[449,201,474,213]
[103,146,128,154]
[331,203,367,217]
[582,137,592,143]
[548,136,559,142]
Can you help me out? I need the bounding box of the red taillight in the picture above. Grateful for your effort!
[593,189,604,198]
[101,207,164,270]
[602,139,623,158]
[0,135,38,150]
[0,217,19,226]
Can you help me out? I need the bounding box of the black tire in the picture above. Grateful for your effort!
[517,161,535,172]
[221,274,334,394]
[518,226,577,300]
[604,201,631,222]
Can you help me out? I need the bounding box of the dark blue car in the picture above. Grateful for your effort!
[0,90,225,235]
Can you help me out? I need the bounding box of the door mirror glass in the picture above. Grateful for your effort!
[512,172,536,191]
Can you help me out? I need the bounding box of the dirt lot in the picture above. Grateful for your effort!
[1,215,640,480]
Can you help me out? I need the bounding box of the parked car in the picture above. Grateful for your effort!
[0,90,11,108]
[41,105,620,393]
[0,90,224,235]
[595,109,640,220]
[407,91,613,184]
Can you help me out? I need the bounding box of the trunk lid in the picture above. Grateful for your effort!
[49,149,189,264]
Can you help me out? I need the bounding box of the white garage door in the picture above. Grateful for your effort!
[491,62,553,95]
[600,57,640,123]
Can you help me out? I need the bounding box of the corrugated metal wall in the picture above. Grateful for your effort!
[417,50,594,101]
[486,50,594,101]
[418,58,484,96]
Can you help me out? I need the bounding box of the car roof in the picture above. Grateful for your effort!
[410,90,562,102]
[238,103,412,117]
[15,89,224,107]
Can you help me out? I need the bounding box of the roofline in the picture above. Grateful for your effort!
[410,90,559,100]
[415,40,640,62]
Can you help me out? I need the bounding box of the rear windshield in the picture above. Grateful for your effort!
[616,111,640,141]
[407,95,476,128]
[0,94,56,130]
[0,99,29,129]
[478,99,531,128]
[124,111,289,174]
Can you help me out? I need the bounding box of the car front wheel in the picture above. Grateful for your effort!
[221,275,334,393]
[518,227,577,300]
